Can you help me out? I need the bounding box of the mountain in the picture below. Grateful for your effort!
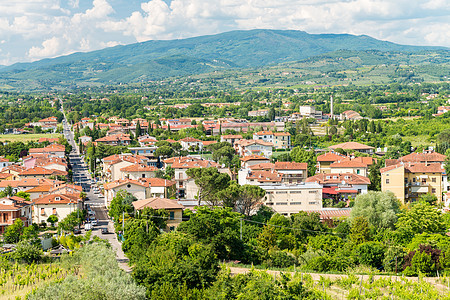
[0,29,447,90]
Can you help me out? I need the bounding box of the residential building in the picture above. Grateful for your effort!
[95,133,131,146]
[273,132,291,149]
[316,152,348,173]
[179,137,203,151]
[102,154,149,181]
[274,162,308,184]
[329,160,369,177]
[32,193,82,224]
[0,157,12,171]
[220,135,243,147]
[253,131,273,143]
[104,179,149,206]
[235,139,273,158]
[240,155,270,169]
[299,106,323,119]
[385,150,446,166]
[141,178,176,198]
[261,183,323,217]
[306,173,370,201]
[19,167,67,179]
[248,110,269,117]
[132,198,184,231]
[381,162,445,203]
[340,110,363,120]
[29,144,66,158]
[0,196,32,234]
[120,164,158,180]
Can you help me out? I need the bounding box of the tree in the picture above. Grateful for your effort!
[15,191,30,201]
[349,216,371,245]
[291,211,328,243]
[47,215,58,227]
[289,147,316,176]
[122,218,160,262]
[396,201,446,235]
[186,167,230,206]
[13,241,42,263]
[3,218,23,243]
[154,145,174,159]
[268,107,275,121]
[135,120,141,138]
[218,182,266,216]
[350,191,400,229]
[109,190,135,221]
[419,193,438,206]
[368,160,382,191]
[356,241,386,269]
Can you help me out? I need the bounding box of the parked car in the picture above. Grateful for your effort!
[84,223,92,230]
[91,219,98,226]
[73,228,81,234]
[101,228,109,234]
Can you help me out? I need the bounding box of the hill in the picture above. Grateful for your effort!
[0,29,447,90]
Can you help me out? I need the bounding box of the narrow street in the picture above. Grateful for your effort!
[60,100,131,273]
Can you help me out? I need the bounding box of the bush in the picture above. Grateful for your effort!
[264,250,298,268]
[356,241,386,269]
[383,246,406,272]
[13,241,42,264]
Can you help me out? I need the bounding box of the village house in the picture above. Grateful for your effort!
[120,164,158,180]
[102,154,149,182]
[381,162,445,204]
[306,173,370,201]
[29,144,66,158]
[253,131,274,143]
[179,137,204,151]
[235,139,273,158]
[220,134,243,147]
[132,198,184,231]
[273,132,291,149]
[328,142,374,155]
[141,178,176,198]
[32,193,82,225]
[104,179,149,206]
[95,133,131,146]
[0,196,32,234]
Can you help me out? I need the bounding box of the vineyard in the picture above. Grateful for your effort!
[0,259,76,300]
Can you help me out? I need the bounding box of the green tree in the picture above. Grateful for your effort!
[47,215,58,227]
[3,218,23,243]
[396,201,446,235]
[13,241,42,263]
[356,241,386,269]
[289,147,316,176]
[350,216,371,245]
[291,211,328,243]
[15,191,30,201]
[122,218,160,262]
[135,120,141,137]
[109,190,135,221]
[186,167,230,206]
[350,191,400,229]
[419,193,438,206]
[218,182,265,216]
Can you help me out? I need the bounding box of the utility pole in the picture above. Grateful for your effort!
[122,211,125,238]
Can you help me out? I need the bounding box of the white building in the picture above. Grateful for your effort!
[32,193,82,225]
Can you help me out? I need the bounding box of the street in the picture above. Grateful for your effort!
[60,99,131,272]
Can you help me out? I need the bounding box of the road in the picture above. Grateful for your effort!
[60,99,131,272]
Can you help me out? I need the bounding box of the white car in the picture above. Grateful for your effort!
[91,219,98,226]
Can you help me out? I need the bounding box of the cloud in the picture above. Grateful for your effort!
[0,0,449,65]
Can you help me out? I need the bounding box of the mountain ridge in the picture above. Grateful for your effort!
[0,29,448,90]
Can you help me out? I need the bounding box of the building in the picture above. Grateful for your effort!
[299,106,323,119]
[316,152,348,173]
[95,134,131,146]
[141,178,176,198]
[274,162,308,184]
[132,198,184,231]
[240,155,270,169]
[385,151,446,166]
[329,160,369,177]
[0,196,32,234]
[381,162,445,204]
[248,110,269,117]
[179,137,203,151]
[220,135,243,147]
[306,173,370,201]
[261,183,323,217]
[328,142,374,154]
[29,144,66,158]
[340,110,363,120]
[0,157,12,171]
[102,154,149,181]
[273,132,291,149]
[120,164,158,180]
[235,139,273,158]
[253,131,273,143]
[32,193,82,225]
[104,179,149,206]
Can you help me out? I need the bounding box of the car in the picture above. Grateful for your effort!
[98,194,104,198]
[101,228,109,234]
[91,219,98,226]
[73,228,81,234]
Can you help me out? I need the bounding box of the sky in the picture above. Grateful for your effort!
[0,0,449,66]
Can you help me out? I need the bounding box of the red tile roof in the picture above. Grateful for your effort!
[172,160,220,169]
[273,132,291,136]
[120,164,158,172]
[103,179,148,190]
[247,170,282,183]
[34,193,80,205]
[179,137,202,143]
[221,135,243,139]
[330,160,368,168]
[132,198,184,210]
[254,131,273,135]
[141,178,176,187]
[381,162,445,174]
[317,152,348,162]
[329,142,374,150]
[306,173,370,185]
[274,162,307,170]
[240,155,270,162]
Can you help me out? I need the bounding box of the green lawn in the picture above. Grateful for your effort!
[0,133,62,143]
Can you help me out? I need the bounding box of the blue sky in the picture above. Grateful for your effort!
[0,0,448,65]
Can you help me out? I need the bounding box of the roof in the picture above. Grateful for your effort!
[306,173,370,185]
[274,132,291,136]
[274,162,307,170]
[202,141,217,146]
[141,178,176,187]
[399,152,446,163]
[317,152,348,162]
[103,179,148,190]
[132,198,184,210]
[29,144,66,154]
[240,155,270,162]
[306,208,352,219]
[235,139,273,147]
[163,156,201,164]
[330,160,368,168]
[380,162,445,174]
[247,170,283,183]
[249,163,275,170]
[221,135,243,139]
[179,137,202,143]
[33,193,80,205]
[254,131,273,135]
[329,142,374,150]
[120,164,158,172]
[172,160,220,169]
[96,133,131,142]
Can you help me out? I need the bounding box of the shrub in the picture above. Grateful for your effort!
[13,241,42,264]
[264,250,298,268]
[356,241,386,269]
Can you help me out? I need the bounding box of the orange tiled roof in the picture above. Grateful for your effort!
[132,198,184,210]
[274,162,308,170]
[254,131,273,135]
[249,163,275,170]
[103,179,148,190]
[33,193,80,205]
[240,155,270,162]
[317,152,348,162]
[274,132,291,136]
[329,142,374,150]
[247,170,282,183]
[221,135,243,139]
[179,137,202,143]
[141,178,176,187]
[380,162,445,174]
[120,164,158,172]
[306,173,370,185]
[330,160,368,168]
[172,160,220,169]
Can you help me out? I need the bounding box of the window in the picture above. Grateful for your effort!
[358,189,362,194]
[41,208,45,216]
[413,178,416,182]
[432,177,436,183]
[290,191,302,194]
[169,211,175,220]
[276,191,288,194]
[290,202,302,205]
[326,176,330,179]
[422,178,427,184]
[357,169,360,175]
[266,202,274,206]
[309,201,317,205]
[52,208,56,215]
[142,174,146,178]
[309,190,317,194]
[432,188,436,193]
[126,184,131,188]
[386,179,390,184]
[169,226,175,231]
[275,202,288,205]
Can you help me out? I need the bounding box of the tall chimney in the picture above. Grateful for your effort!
[330,95,334,119]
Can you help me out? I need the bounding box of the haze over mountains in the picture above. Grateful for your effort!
[0,29,448,90]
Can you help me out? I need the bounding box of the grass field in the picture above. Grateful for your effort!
[0,133,62,143]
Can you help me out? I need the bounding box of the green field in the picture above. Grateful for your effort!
[0,133,62,143]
